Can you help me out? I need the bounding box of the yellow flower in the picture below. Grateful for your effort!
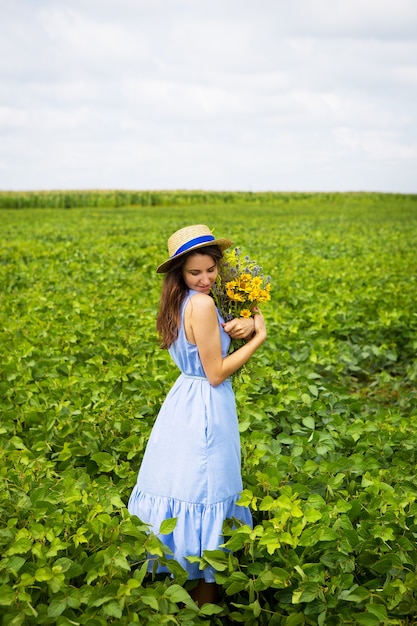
[259,284,271,302]
[239,273,252,282]
[258,290,271,303]
[240,309,252,318]
[230,292,246,302]
[248,287,261,301]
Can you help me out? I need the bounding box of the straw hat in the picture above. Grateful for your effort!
[156,224,233,273]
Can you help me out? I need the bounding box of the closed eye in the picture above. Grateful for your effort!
[190,265,217,275]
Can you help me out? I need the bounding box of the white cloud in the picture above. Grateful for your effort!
[0,0,416,192]
[40,6,143,63]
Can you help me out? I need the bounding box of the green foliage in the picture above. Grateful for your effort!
[1,194,416,624]
[1,189,416,211]
[0,190,334,209]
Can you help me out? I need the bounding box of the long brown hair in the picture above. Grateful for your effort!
[156,245,223,349]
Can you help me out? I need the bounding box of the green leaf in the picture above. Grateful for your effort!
[1,556,26,573]
[159,518,177,535]
[354,615,380,626]
[200,602,224,616]
[293,582,319,604]
[47,596,67,617]
[371,524,395,541]
[0,584,15,606]
[225,572,250,595]
[35,566,53,582]
[308,384,319,396]
[318,527,338,541]
[141,593,159,611]
[202,551,229,572]
[285,613,306,625]
[302,416,315,430]
[146,535,166,557]
[304,507,322,523]
[91,452,116,472]
[164,584,194,605]
[371,554,402,574]
[133,561,150,585]
[366,604,388,620]
[338,585,370,602]
[165,559,189,585]
[120,520,149,538]
[6,537,33,555]
[102,600,122,618]
[259,495,276,510]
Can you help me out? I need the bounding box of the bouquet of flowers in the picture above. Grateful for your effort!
[211,247,271,323]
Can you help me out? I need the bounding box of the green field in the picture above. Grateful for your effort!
[1,192,417,625]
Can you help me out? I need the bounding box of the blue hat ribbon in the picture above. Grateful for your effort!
[173,235,215,257]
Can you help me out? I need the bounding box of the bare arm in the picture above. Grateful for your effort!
[187,295,266,387]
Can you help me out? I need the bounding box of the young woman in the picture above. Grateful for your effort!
[128,224,267,606]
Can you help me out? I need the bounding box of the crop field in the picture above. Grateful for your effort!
[1,192,417,625]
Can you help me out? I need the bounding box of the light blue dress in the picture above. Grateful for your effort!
[128,290,252,582]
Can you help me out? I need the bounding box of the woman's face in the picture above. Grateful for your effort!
[182,252,218,294]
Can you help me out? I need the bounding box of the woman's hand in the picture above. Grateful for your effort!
[253,309,267,342]
[222,317,255,340]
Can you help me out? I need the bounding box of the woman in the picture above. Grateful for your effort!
[128,224,267,606]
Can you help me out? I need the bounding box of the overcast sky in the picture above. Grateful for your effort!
[1,0,416,193]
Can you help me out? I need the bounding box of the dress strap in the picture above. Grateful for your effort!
[180,291,194,324]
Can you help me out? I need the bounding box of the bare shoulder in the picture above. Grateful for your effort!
[187,293,216,315]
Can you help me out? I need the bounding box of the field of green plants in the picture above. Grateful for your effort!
[1,191,417,625]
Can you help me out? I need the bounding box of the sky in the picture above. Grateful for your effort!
[1,0,417,193]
